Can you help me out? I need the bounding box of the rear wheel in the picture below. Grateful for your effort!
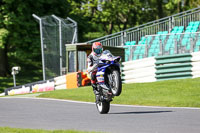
[96,101,110,114]
[110,70,122,96]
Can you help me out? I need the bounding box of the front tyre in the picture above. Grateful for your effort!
[96,101,110,114]
[110,70,122,96]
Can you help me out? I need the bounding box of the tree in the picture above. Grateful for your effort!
[68,0,143,35]
[165,0,200,14]
[1,0,199,77]
[0,0,71,76]
[0,29,9,76]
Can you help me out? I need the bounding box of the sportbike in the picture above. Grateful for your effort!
[95,50,122,114]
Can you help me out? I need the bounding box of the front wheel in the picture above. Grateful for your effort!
[110,70,122,96]
[96,101,110,114]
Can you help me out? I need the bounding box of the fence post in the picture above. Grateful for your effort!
[190,37,194,52]
[172,16,175,27]
[32,14,46,80]
[159,38,163,56]
[145,41,148,58]
[174,38,178,54]
[123,31,127,46]
[52,15,63,76]
[121,32,124,46]
[145,38,148,57]
[130,46,133,61]
[169,17,171,33]
[67,17,78,43]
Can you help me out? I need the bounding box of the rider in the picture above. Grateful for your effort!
[87,42,110,102]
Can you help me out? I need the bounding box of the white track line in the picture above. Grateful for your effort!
[1,97,200,110]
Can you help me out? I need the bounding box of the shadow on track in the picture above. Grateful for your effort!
[109,110,173,115]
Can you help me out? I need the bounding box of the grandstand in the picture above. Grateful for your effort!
[87,7,200,62]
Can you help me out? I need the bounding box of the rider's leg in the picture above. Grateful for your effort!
[90,71,100,102]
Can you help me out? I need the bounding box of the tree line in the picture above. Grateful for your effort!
[0,0,199,76]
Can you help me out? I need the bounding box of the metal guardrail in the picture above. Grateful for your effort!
[4,79,54,95]
[87,7,200,47]
[155,53,193,80]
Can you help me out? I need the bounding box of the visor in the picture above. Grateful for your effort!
[94,48,103,54]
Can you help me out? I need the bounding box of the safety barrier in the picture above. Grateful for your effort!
[4,75,68,96]
[54,75,67,90]
[122,51,200,83]
[190,52,200,78]
[31,80,54,93]
[191,52,200,78]
[155,53,193,80]
[155,52,200,80]
[3,72,90,96]
[0,93,5,96]
[5,79,54,96]
[122,57,156,83]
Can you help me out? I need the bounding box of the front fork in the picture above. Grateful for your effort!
[97,84,113,102]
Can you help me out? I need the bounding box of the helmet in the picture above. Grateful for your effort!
[92,42,103,56]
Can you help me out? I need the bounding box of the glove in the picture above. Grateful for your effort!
[87,64,98,73]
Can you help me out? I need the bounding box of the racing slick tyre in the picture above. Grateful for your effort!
[96,101,110,114]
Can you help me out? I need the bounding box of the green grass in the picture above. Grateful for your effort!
[0,127,100,133]
[39,78,200,108]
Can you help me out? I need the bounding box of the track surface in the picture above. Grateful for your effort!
[0,97,199,133]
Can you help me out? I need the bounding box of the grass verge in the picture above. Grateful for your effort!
[39,78,200,108]
[0,127,100,133]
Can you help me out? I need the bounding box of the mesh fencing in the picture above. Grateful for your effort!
[37,15,76,80]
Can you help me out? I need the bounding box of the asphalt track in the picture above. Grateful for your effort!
[0,97,200,133]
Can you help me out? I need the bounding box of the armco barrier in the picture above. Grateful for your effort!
[54,75,67,90]
[31,81,54,93]
[191,52,200,78]
[122,57,156,83]
[3,73,86,96]
[0,93,5,96]
[8,86,31,95]
[155,52,200,80]
[121,51,200,83]
[5,79,54,96]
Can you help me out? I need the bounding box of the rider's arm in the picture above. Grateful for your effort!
[88,64,98,73]
[87,55,98,73]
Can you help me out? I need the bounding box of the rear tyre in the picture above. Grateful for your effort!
[110,70,122,96]
[96,101,110,114]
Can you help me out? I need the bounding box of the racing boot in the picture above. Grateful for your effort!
[100,84,112,100]
[92,84,100,103]
[100,84,110,90]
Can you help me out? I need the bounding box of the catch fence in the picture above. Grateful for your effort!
[33,14,78,80]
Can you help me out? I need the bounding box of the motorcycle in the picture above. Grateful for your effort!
[95,50,122,114]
